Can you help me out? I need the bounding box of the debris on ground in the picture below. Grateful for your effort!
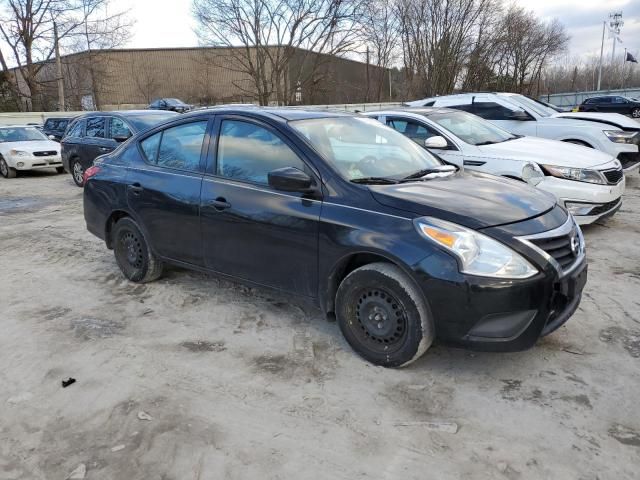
[61,378,76,388]
[111,444,126,452]
[393,421,459,434]
[66,463,86,479]
[137,410,153,421]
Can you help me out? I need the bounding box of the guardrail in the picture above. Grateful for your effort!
[540,88,640,109]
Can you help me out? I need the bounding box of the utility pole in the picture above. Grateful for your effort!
[622,47,627,90]
[54,21,65,111]
[609,12,624,64]
[597,21,605,91]
[365,46,370,103]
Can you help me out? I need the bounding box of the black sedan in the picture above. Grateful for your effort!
[579,95,640,118]
[148,98,192,113]
[83,108,587,367]
[62,110,178,186]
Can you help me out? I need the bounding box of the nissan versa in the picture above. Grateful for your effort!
[83,108,587,367]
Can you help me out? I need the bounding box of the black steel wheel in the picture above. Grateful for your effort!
[335,262,434,367]
[0,157,16,179]
[112,217,163,283]
[71,159,84,187]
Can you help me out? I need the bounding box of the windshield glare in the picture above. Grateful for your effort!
[290,116,442,181]
[0,127,48,143]
[128,113,178,131]
[429,111,516,146]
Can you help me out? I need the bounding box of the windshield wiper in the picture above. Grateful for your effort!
[475,140,497,146]
[351,177,399,185]
[400,165,458,181]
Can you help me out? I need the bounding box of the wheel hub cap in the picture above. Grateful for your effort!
[356,289,406,344]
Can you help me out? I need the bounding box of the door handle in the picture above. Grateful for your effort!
[128,183,143,195]
[208,197,231,211]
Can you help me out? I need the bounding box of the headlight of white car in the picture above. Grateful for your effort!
[414,217,538,279]
[604,130,637,144]
[9,149,29,157]
[522,162,544,186]
[541,165,605,184]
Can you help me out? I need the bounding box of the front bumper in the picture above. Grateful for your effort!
[8,155,62,170]
[412,211,587,351]
[537,175,625,225]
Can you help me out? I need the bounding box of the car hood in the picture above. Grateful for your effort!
[0,140,60,153]
[479,136,615,168]
[369,171,556,229]
[553,112,640,130]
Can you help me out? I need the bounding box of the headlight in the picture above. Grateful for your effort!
[604,130,637,144]
[414,217,538,279]
[9,149,28,157]
[541,165,605,184]
[522,162,544,186]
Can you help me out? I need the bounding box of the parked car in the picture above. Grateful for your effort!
[148,98,192,113]
[83,107,587,367]
[0,125,64,178]
[43,116,74,141]
[407,92,640,172]
[61,110,178,187]
[578,95,640,118]
[364,108,625,224]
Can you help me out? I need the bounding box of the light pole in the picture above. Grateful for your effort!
[597,21,605,90]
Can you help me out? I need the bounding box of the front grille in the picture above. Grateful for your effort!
[33,151,57,157]
[529,230,579,270]
[589,199,620,216]
[602,168,623,184]
[617,152,640,170]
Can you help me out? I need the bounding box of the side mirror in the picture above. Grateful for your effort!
[424,136,448,149]
[268,167,314,192]
[508,110,531,121]
[113,134,131,143]
[48,134,56,140]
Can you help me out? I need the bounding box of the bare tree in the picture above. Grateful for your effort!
[192,0,364,105]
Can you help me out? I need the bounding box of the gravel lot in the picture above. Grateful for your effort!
[1,171,639,479]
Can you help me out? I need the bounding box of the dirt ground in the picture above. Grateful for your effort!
[1,170,639,480]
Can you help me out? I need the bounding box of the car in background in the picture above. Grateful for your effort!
[578,96,640,118]
[407,92,640,172]
[364,108,624,225]
[148,98,192,113]
[83,107,587,367]
[61,110,178,187]
[0,125,64,178]
[43,116,75,141]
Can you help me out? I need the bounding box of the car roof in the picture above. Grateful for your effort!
[181,106,354,122]
[366,107,461,116]
[74,110,178,119]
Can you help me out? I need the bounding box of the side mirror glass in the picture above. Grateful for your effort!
[268,167,313,192]
[48,134,56,140]
[113,134,131,143]
[424,136,448,149]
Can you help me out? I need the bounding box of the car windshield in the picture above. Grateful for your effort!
[166,99,186,106]
[127,113,178,131]
[0,127,48,142]
[289,116,442,181]
[427,111,517,146]
[506,95,555,117]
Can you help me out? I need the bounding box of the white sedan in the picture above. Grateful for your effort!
[364,109,625,225]
[0,125,64,179]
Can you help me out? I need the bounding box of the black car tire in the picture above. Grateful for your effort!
[56,166,65,174]
[335,262,434,367]
[70,158,84,187]
[632,107,640,118]
[112,217,163,283]
[0,157,16,179]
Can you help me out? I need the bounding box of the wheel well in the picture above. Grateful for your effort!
[324,253,402,317]
[105,210,130,249]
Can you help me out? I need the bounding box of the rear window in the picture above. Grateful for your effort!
[128,113,178,131]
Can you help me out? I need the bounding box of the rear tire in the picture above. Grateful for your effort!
[335,262,434,367]
[632,107,640,118]
[112,217,163,283]
[70,158,84,187]
[56,166,65,174]
[0,157,16,178]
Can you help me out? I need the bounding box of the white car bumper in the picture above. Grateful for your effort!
[7,154,62,170]
[537,176,625,225]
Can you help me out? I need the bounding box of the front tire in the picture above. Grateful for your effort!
[112,217,163,283]
[632,107,640,118]
[70,158,85,187]
[335,262,434,367]
[0,157,16,178]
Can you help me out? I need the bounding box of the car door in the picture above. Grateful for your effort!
[596,97,613,112]
[384,116,466,169]
[127,118,211,266]
[200,115,321,297]
[81,116,113,168]
[611,96,628,114]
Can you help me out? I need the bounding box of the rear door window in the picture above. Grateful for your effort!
[140,121,208,172]
[85,117,106,138]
